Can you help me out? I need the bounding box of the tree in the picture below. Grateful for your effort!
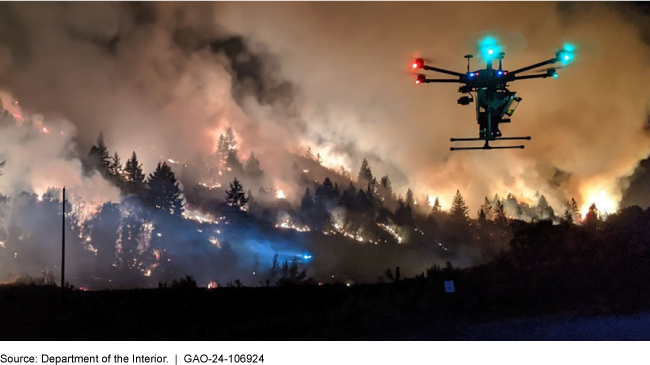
[304,147,315,161]
[478,209,486,224]
[245,151,263,178]
[570,198,580,221]
[431,197,442,214]
[300,188,314,218]
[406,188,414,206]
[494,200,507,226]
[123,151,146,196]
[480,197,493,221]
[88,132,111,175]
[147,162,184,216]
[216,134,228,169]
[357,158,373,185]
[380,175,392,190]
[226,150,243,173]
[225,177,248,209]
[537,195,551,219]
[108,152,122,177]
[225,127,237,151]
[585,203,599,229]
[450,190,470,220]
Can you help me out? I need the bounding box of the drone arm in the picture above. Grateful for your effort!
[511,73,552,81]
[422,78,462,83]
[423,65,465,77]
[509,58,557,76]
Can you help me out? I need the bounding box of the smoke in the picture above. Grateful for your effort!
[0,3,648,285]
[213,2,650,212]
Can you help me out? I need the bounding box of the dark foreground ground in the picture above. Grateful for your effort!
[2,276,650,340]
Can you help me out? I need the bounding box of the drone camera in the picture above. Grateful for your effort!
[457,96,473,105]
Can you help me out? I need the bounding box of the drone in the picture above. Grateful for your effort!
[413,40,575,151]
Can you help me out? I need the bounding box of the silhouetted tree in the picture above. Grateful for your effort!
[245,151,263,178]
[123,151,146,196]
[225,177,248,209]
[450,190,470,221]
[108,152,122,177]
[585,203,599,229]
[88,132,111,175]
[406,188,414,206]
[494,200,508,226]
[304,147,315,161]
[431,197,442,215]
[357,158,373,185]
[226,150,243,174]
[147,162,184,216]
[538,194,551,219]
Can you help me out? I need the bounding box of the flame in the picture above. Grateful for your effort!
[276,189,286,199]
[581,189,617,218]
[207,281,219,289]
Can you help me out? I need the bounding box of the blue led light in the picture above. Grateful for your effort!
[478,36,502,61]
[469,72,476,78]
[558,43,576,65]
[497,70,503,76]
[303,254,312,260]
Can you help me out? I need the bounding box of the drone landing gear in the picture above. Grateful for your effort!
[449,136,531,151]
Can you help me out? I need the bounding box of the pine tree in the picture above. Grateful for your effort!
[88,131,111,175]
[538,195,550,219]
[216,134,228,168]
[494,200,507,225]
[225,127,237,151]
[225,177,248,209]
[304,147,315,161]
[357,158,373,185]
[226,149,243,173]
[124,151,146,196]
[406,188,414,206]
[316,153,323,165]
[245,151,263,178]
[431,197,442,214]
[301,188,314,214]
[450,190,470,220]
[380,175,392,190]
[478,208,487,224]
[108,152,122,177]
[147,162,184,216]
[585,203,598,229]
[570,198,580,221]
[481,196,493,220]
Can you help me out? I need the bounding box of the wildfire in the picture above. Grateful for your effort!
[377,223,403,243]
[581,189,617,218]
[275,217,310,232]
[207,281,219,289]
[198,182,221,190]
[209,236,222,249]
[182,208,219,224]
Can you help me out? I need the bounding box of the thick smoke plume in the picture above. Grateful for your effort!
[214,2,650,212]
[0,3,648,285]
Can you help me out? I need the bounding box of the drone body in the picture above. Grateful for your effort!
[413,42,574,151]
